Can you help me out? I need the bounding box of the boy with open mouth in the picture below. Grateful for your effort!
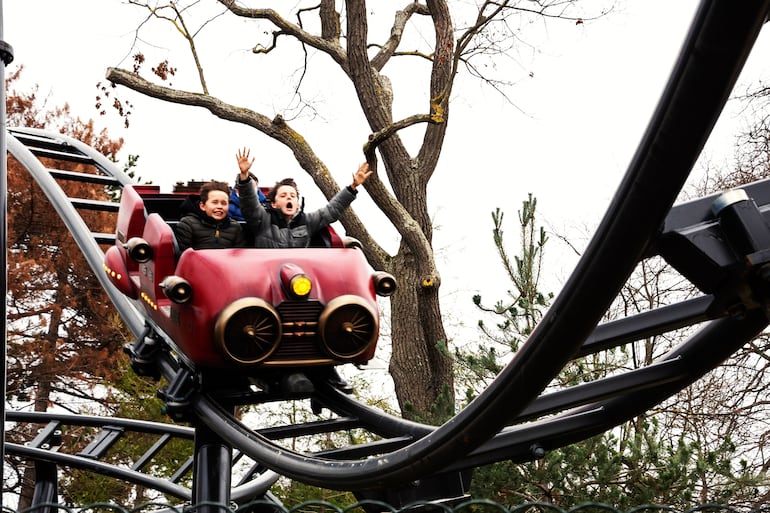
[235,147,371,249]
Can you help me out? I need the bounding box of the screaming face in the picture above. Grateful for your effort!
[271,185,299,219]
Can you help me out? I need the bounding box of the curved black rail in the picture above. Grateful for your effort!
[4,410,279,503]
[5,0,770,508]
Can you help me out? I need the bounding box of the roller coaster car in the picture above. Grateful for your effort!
[103,185,396,372]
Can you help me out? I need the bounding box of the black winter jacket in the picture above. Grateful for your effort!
[175,195,246,252]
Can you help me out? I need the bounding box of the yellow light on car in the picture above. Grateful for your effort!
[290,275,312,298]
[280,263,312,299]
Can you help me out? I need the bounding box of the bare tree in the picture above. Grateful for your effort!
[103,0,606,421]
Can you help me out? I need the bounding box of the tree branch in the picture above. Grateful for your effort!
[370,2,431,71]
[128,0,210,93]
[363,113,440,168]
[217,0,349,73]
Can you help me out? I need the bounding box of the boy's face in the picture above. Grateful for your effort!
[200,190,229,221]
[271,185,299,218]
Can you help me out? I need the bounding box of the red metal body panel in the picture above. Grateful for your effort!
[139,214,179,307]
[114,185,150,275]
[115,185,150,244]
[103,246,137,299]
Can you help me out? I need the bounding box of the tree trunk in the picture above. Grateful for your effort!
[389,245,454,423]
[17,339,56,511]
[18,294,61,509]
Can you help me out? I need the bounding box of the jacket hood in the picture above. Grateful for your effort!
[179,194,201,217]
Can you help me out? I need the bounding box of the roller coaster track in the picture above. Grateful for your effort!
[5,0,770,509]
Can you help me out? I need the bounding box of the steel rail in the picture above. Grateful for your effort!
[6,129,145,337]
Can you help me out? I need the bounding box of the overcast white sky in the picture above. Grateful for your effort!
[3,0,770,350]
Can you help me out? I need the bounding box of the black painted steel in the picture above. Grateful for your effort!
[27,421,61,513]
[8,443,193,499]
[441,309,770,472]
[577,295,714,356]
[30,460,58,513]
[0,41,13,65]
[193,423,233,513]
[3,411,280,503]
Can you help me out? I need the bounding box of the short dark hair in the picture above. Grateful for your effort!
[266,178,298,203]
[199,181,230,203]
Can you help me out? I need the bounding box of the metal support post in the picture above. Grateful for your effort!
[192,421,233,513]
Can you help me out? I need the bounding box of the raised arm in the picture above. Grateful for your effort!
[305,162,371,234]
[235,147,269,240]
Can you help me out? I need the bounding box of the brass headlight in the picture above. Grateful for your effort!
[290,274,312,298]
[280,263,312,299]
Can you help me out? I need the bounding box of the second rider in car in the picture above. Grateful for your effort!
[235,147,372,248]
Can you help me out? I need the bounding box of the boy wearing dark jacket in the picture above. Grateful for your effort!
[176,181,246,251]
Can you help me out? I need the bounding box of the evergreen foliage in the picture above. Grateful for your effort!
[461,194,768,508]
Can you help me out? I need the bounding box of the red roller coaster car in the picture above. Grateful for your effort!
[103,185,396,373]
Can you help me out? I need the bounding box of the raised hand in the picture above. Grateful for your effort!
[237,147,254,179]
[351,162,373,189]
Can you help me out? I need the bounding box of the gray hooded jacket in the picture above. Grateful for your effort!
[237,177,357,248]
